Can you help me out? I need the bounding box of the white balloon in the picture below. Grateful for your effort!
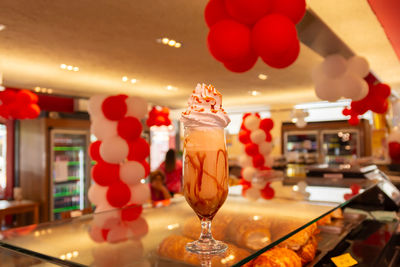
[91,116,118,141]
[321,54,348,79]
[242,166,256,181]
[315,79,341,102]
[88,95,106,116]
[251,177,267,190]
[259,142,272,155]
[339,74,368,101]
[311,64,327,84]
[244,115,260,131]
[238,154,252,167]
[120,161,145,186]
[296,118,307,128]
[89,225,105,243]
[107,225,129,243]
[297,181,308,193]
[245,187,261,201]
[348,56,369,78]
[93,206,119,227]
[88,182,108,206]
[263,156,274,167]
[250,130,266,144]
[388,129,400,143]
[126,97,148,120]
[129,183,150,205]
[100,136,129,164]
[126,217,148,239]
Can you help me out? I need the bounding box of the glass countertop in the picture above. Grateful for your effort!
[0,189,355,267]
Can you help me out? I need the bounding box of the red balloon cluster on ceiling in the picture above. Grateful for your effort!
[146,106,171,127]
[0,89,40,120]
[342,75,391,125]
[205,0,306,72]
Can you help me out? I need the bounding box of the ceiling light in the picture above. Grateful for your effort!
[34,87,41,92]
[258,74,268,80]
[168,40,176,47]
[41,88,47,93]
[60,64,67,69]
[47,89,53,94]
[122,76,128,82]
[162,38,169,45]
[131,79,137,84]
[174,42,182,48]
[250,90,260,96]
[67,65,73,71]
[166,85,177,91]
[73,67,79,72]
[0,24,6,31]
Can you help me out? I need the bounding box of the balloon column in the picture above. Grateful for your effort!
[146,106,172,127]
[388,128,400,164]
[290,109,309,128]
[206,0,306,72]
[344,184,361,201]
[88,94,150,217]
[312,55,370,102]
[238,113,275,200]
[0,89,40,119]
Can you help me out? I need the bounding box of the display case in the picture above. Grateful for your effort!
[1,176,399,266]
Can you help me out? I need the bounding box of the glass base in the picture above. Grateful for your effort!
[185,239,228,255]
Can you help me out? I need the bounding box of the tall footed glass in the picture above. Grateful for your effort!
[183,126,229,255]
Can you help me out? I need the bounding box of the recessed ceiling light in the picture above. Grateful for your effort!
[47,88,53,94]
[168,40,176,47]
[166,85,177,91]
[258,74,268,80]
[40,88,47,93]
[73,67,79,72]
[250,90,260,96]
[60,64,67,69]
[67,65,73,71]
[34,87,41,92]
[0,24,6,31]
[175,42,182,48]
[122,76,128,82]
[162,38,169,45]
[131,79,137,84]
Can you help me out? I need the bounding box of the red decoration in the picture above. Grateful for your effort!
[260,183,275,199]
[146,106,171,127]
[344,183,361,201]
[245,143,259,156]
[260,118,274,132]
[238,130,251,144]
[265,132,272,142]
[205,0,232,28]
[0,89,40,120]
[348,115,360,126]
[223,52,258,73]
[128,138,150,161]
[225,0,273,25]
[102,95,128,121]
[252,154,265,168]
[207,20,252,62]
[89,141,103,162]
[121,204,143,221]
[389,142,400,162]
[101,229,110,240]
[117,116,142,142]
[270,0,306,24]
[91,162,120,186]
[239,178,252,196]
[106,181,131,208]
[140,160,150,177]
[261,39,300,69]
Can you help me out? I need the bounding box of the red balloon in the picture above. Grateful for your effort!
[270,0,306,24]
[350,100,368,115]
[372,99,388,114]
[389,142,400,161]
[208,20,252,62]
[0,106,10,119]
[239,178,252,196]
[16,90,38,105]
[252,14,298,57]
[26,104,41,119]
[223,52,258,73]
[375,83,391,99]
[8,103,21,119]
[91,162,120,186]
[342,108,351,116]
[89,141,103,162]
[348,115,359,126]
[205,0,232,28]
[350,184,361,194]
[0,89,17,104]
[117,116,142,142]
[260,118,274,132]
[238,130,251,144]
[225,0,273,25]
[140,160,150,177]
[261,39,300,69]
[245,143,259,156]
[260,184,275,199]
[102,95,127,121]
[252,154,265,168]
[121,204,143,221]
[265,132,272,142]
[155,115,167,126]
[106,181,131,208]
[128,138,150,161]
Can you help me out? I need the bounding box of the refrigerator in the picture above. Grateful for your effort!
[50,129,90,220]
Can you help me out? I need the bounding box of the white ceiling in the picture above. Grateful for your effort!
[0,0,398,109]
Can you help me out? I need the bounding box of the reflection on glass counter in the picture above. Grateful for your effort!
[321,130,360,164]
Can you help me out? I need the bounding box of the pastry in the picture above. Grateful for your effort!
[330,208,344,219]
[278,223,318,251]
[252,247,302,267]
[316,214,332,226]
[297,235,317,265]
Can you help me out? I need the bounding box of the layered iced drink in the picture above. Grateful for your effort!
[181,83,230,254]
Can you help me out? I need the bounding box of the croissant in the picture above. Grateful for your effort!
[252,247,302,267]
[297,235,317,265]
[278,223,318,251]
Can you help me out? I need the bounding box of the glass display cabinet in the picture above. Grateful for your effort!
[0,171,399,266]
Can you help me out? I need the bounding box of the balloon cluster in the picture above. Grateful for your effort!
[342,78,391,125]
[290,109,309,128]
[388,128,400,164]
[146,106,171,127]
[344,184,361,201]
[312,55,370,102]
[89,208,150,267]
[0,89,40,119]
[238,113,275,200]
[206,0,306,73]
[88,94,150,217]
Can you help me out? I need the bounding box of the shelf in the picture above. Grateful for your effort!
[53,146,83,151]
[67,161,81,166]
[54,191,80,198]
[54,177,81,184]
[53,205,80,214]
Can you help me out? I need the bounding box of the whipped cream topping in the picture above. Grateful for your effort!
[181,83,230,128]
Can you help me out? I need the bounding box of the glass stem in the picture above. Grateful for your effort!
[199,217,213,242]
